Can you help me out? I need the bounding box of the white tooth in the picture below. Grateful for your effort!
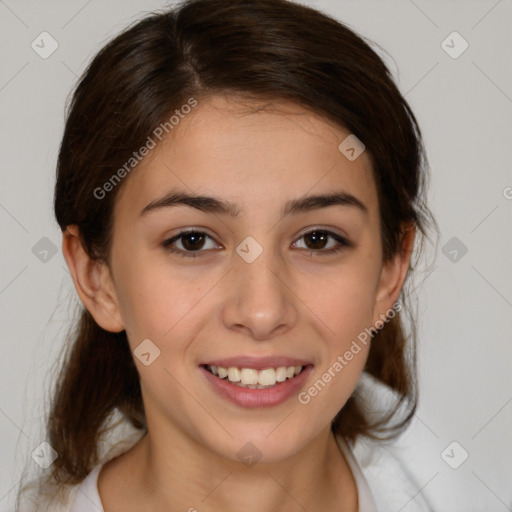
[294,365,302,376]
[228,367,241,382]
[275,367,287,382]
[217,366,228,378]
[210,365,218,375]
[258,368,277,386]
[240,368,259,385]
[286,366,295,379]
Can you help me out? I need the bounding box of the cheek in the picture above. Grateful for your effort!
[304,260,379,345]
[114,257,216,348]
[300,279,373,416]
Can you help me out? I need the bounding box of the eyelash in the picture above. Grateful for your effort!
[162,229,351,258]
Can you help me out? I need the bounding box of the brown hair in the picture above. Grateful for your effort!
[19,0,437,505]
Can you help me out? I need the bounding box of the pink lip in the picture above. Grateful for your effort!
[200,356,312,371]
[199,364,314,409]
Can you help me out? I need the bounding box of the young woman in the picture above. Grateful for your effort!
[18,0,437,510]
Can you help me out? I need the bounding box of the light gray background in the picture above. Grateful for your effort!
[1,1,511,510]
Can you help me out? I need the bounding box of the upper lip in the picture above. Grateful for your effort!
[201,356,313,371]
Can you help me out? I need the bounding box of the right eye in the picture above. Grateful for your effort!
[162,230,220,258]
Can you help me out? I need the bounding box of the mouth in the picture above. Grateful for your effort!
[200,363,313,389]
[199,362,314,408]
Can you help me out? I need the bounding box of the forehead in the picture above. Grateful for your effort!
[114,95,378,219]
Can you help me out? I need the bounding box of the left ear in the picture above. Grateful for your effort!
[372,223,416,324]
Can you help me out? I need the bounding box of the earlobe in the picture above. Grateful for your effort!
[372,223,416,322]
[62,225,125,333]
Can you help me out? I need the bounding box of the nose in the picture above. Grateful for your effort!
[221,242,298,341]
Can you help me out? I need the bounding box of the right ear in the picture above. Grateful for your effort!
[62,225,125,333]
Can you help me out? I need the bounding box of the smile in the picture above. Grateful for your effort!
[205,364,305,388]
[199,363,314,408]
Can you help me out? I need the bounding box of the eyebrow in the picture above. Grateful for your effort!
[140,189,368,218]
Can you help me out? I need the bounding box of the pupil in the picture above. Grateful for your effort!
[183,232,204,250]
[306,231,326,249]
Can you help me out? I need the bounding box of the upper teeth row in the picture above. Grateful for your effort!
[208,365,303,386]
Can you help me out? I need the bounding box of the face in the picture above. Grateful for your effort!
[100,94,402,464]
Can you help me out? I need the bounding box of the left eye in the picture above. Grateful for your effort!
[162,229,350,258]
[292,230,348,252]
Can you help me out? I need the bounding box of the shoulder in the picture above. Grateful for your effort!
[69,425,146,511]
[69,465,104,512]
[17,421,145,512]
[348,434,434,512]
[18,465,104,512]
[17,479,79,512]
[337,372,435,511]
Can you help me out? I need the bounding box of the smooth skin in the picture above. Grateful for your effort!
[63,93,415,512]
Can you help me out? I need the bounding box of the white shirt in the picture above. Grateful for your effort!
[19,416,433,512]
[66,429,433,512]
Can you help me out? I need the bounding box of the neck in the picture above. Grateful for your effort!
[121,423,358,512]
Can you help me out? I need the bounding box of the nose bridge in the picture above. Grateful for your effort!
[222,234,297,338]
[235,234,284,303]
[238,237,279,292]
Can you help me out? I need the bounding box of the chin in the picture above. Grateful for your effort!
[206,425,314,466]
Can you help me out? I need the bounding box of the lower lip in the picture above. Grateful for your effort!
[199,365,314,408]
